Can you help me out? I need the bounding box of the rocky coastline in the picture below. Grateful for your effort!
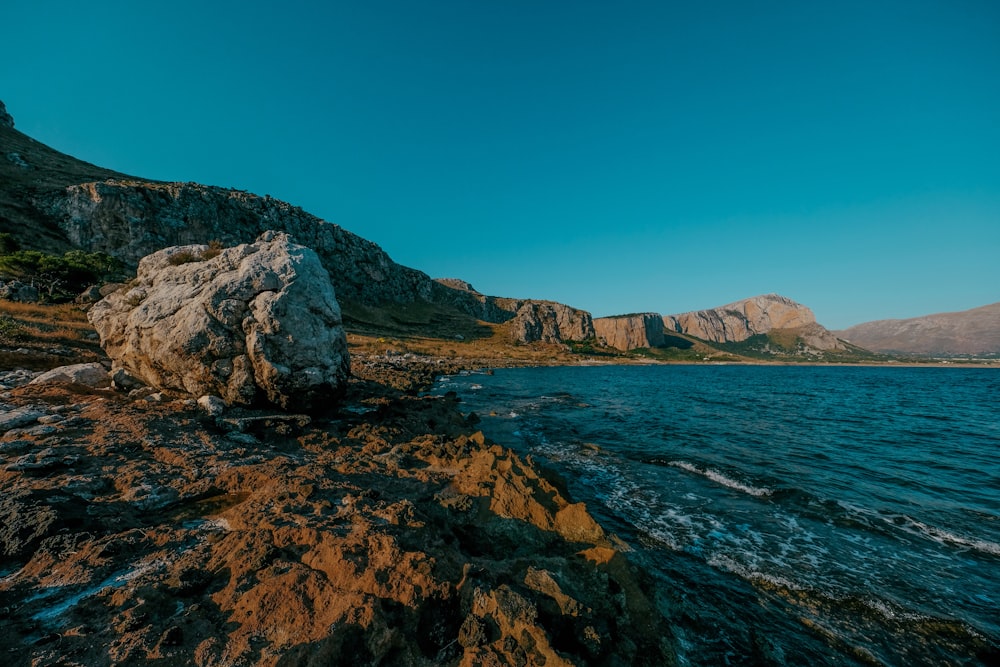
[0,349,677,666]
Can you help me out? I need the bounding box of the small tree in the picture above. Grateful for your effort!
[0,250,126,301]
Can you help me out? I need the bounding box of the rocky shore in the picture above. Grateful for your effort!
[0,353,677,666]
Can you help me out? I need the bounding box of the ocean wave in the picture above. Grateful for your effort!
[667,460,773,498]
[707,554,805,592]
[888,515,1000,557]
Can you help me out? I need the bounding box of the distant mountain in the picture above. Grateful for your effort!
[593,294,848,356]
[663,294,846,352]
[836,302,1000,356]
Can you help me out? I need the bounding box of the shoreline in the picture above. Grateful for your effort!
[0,356,678,666]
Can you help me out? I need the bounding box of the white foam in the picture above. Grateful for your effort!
[669,460,773,497]
[893,516,1000,557]
[707,554,805,592]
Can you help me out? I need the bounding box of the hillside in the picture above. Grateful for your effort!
[836,302,1000,356]
[0,101,593,346]
[0,101,129,252]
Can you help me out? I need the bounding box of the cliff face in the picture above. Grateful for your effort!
[593,313,665,351]
[836,302,1000,356]
[509,301,595,344]
[40,180,435,306]
[26,177,599,342]
[431,279,594,343]
[663,294,814,343]
[662,294,845,352]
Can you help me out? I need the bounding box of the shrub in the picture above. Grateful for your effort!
[167,251,201,266]
[0,314,24,343]
[0,249,127,302]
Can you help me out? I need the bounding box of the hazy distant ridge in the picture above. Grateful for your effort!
[836,302,1000,356]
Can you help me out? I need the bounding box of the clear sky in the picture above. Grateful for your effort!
[3,1,998,328]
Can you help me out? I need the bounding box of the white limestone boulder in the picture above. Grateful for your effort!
[88,231,350,411]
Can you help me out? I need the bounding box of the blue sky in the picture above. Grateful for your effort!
[3,1,998,328]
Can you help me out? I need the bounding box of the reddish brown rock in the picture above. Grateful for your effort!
[0,378,676,666]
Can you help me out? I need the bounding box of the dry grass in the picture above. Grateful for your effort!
[0,300,105,370]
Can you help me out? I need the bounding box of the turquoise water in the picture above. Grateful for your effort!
[436,365,1000,665]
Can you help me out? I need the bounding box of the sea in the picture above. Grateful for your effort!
[434,365,1000,666]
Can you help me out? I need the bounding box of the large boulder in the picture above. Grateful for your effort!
[88,231,350,410]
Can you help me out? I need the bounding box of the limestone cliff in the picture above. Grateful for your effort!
[30,180,598,342]
[40,180,435,306]
[432,279,594,343]
[663,294,844,351]
[509,301,595,344]
[594,313,665,351]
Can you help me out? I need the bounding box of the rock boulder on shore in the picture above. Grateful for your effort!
[89,231,350,410]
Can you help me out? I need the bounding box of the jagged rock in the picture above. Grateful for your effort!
[509,301,595,344]
[0,101,13,129]
[88,231,350,411]
[664,293,844,350]
[0,377,678,667]
[431,280,596,341]
[28,362,109,387]
[594,313,665,351]
[435,278,477,292]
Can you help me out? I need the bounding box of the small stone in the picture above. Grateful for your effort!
[29,362,109,387]
[198,395,226,417]
[36,414,65,425]
[112,368,145,392]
